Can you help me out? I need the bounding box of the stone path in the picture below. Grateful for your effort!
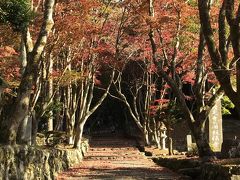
[57,135,181,180]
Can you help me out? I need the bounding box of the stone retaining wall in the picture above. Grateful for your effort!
[0,140,89,180]
[153,157,201,171]
[153,157,240,180]
[201,160,240,180]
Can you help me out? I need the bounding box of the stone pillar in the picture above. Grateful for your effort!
[186,134,193,151]
[161,130,167,150]
[209,99,223,152]
[160,124,167,150]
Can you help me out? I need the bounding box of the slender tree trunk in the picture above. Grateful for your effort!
[64,85,72,143]
[152,119,161,148]
[20,36,27,73]
[166,123,173,155]
[68,115,76,144]
[168,137,173,155]
[143,120,150,145]
[31,111,38,145]
[54,87,62,131]
[67,84,77,145]
[0,89,3,117]
[73,120,85,149]
[47,54,54,131]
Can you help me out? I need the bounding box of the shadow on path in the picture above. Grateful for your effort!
[58,135,181,180]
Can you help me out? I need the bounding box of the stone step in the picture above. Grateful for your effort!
[85,155,147,160]
[58,136,180,180]
[90,142,137,146]
[89,138,136,142]
[88,147,139,151]
[85,154,147,158]
[86,152,145,156]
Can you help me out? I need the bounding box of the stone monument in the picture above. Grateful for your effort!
[208,99,223,152]
[186,134,193,151]
[160,123,167,150]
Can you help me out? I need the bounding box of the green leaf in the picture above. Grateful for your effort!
[0,0,34,32]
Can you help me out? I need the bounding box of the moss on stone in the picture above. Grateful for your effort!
[0,138,89,179]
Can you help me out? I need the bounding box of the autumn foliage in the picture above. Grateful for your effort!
[0,0,231,159]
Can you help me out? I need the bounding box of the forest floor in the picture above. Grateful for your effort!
[57,135,182,180]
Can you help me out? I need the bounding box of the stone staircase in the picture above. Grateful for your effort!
[58,135,181,180]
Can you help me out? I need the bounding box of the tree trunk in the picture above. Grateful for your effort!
[73,121,85,149]
[0,63,34,144]
[65,83,77,145]
[16,33,31,144]
[17,115,32,145]
[0,0,55,145]
[168,137,173,155]
[143,120,150,146]
[47,54,53,131]
[144,131,150,146]
[192,123,215,160]
[166,123,173,155]
[54,87,63,131]
[31,111,38,145]
[68,115,75,144]
[153,119,161,149]
[198,0,240,118]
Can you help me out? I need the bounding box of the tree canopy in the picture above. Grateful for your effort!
[0,0,238,160]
